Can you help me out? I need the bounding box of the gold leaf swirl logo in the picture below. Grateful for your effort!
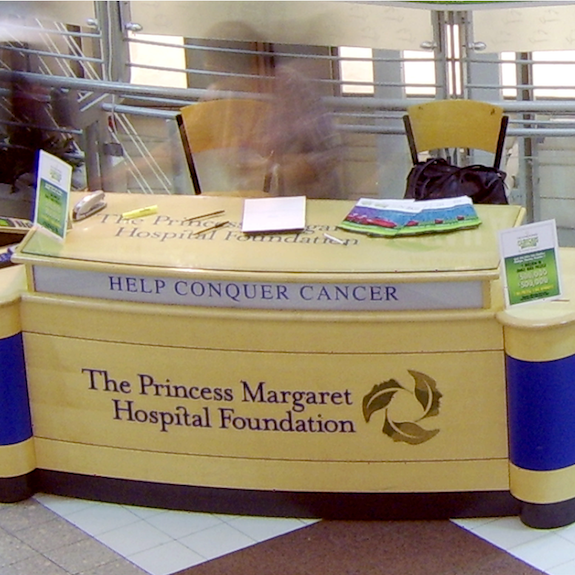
[362,370,442,445]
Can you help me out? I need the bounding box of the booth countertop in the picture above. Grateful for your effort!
[13,193,524,282]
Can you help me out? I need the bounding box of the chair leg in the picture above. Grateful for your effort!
[403,115,419,165]
[176,114,202,195]
[494,115,509,170]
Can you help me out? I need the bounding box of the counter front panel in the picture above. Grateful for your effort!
[6,195,527,518]
[24,299,509,493]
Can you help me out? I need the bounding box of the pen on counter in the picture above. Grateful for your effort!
[324,233,346,245]
[193,221,229,235]
[122,205,158,219]
[184,209,225,222]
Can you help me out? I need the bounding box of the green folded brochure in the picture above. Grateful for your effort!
[338,196,481,238]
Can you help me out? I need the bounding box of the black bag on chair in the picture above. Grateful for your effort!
[405,158,508,204]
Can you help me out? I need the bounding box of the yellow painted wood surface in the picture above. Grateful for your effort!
[510,462,575,505]
[499,248,575,361]
[0,265,25,338]
[34,438,508,493]
[11,196,525,494]
[0,440,36,478]
[23,300,509,491]
[14,193,525,281]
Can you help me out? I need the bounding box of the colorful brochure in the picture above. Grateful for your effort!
[499,219,562,307]
[337,196,481,237]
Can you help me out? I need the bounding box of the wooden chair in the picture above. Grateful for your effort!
[403,99,508,169]
[176,99,271,194]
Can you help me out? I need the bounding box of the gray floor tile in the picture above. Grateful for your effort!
[43,538,123,574]
[12,516,88,553]
[0,553,69,575]
[76,558,149,575]
[0,499,57,533]
[0,528,37,568]
[0,500,153,575]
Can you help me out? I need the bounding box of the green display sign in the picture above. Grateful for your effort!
[499,220,562,307]
[34,150,72,241]
[503,248,560,306]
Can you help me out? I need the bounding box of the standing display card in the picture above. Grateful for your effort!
[34,150,72,241]
[499,219,562,307]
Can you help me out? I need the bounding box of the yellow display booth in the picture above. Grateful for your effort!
[1,193,540,521]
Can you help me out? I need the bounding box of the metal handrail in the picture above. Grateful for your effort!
[8,69,575,119]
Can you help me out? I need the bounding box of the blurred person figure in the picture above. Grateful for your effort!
[1,13,85,218]
[201,21,344,199]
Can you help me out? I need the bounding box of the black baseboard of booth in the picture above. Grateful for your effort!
[31,470,521,520]
[0,473,35,502]
[521,498,575,529]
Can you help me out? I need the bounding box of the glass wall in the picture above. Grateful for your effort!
[3,2,575,242]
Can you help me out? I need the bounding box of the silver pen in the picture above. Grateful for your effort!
[324,233,346,245]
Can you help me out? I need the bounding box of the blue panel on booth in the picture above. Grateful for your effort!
[0,333,32,445]
[507,354,575,472]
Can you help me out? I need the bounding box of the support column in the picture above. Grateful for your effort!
[0,266,35,502]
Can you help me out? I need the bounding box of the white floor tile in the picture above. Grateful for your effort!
[299,517,321,525]
[179,521,256,560]
[122,504,167,520]
[128,540,206,575]
[553,521,575,545]
[214,513,242,522]
[451,517,501,531]
[34,493,96,517]
[508,533,575,571]
[547,557,575,575]
[146,510,224,539]
[469,516,549,551]
[63,502,141,536]
[97,518,173,556]
[226,515,311,542]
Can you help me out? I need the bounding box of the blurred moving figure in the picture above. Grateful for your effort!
[201,21,344,199]
[1,15,85,218]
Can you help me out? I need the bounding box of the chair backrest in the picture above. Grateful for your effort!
[177,98,271,194]
[403,99,508,168]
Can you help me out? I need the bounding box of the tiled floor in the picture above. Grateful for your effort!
[4,494,575,575]
[0,494,315,575]
[453,516,575,575]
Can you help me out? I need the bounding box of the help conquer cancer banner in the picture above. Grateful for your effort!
[31,266,484,311]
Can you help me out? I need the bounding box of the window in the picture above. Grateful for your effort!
[502,50,575,99]
[128,33,186,88]
[339,46,374,95]
[403,50,435,97]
